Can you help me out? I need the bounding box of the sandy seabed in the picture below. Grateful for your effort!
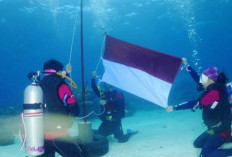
[0,109,209,157]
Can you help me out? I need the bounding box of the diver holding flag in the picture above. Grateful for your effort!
[166,58,232,157]
[91,71,138,143]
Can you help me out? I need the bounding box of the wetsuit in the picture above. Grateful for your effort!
[40,74,83,157]
[91,78,131,143]
[174,66,232,157]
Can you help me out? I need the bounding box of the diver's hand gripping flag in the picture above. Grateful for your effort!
[101,35,182,108]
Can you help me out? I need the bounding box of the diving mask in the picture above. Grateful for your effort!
[200,74,208,84]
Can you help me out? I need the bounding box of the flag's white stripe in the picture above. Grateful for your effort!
[102,59,171,108]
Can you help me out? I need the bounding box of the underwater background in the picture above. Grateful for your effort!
[0,0,232,120]
[1,0,232,156]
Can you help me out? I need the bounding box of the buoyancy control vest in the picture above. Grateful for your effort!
[40,74,73,131]
[199,83,231,132]
[100,91,125,122]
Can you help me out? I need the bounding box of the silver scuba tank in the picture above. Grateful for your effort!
[23,72,44,156]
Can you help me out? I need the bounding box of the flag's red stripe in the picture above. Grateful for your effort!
[103,35,182,84]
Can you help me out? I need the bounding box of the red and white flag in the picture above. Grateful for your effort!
[102,35,182,108]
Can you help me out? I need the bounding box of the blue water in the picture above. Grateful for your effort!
[0,0,232,109]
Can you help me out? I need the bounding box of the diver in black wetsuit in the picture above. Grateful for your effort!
[40,59,83,157]
[91,71,138,143]
[167,58,232,157]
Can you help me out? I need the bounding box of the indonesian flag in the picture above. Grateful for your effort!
[101,35,182,108]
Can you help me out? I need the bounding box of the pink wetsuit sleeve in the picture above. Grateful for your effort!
[58,84,77,104]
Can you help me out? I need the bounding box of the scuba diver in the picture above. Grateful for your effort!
[166,58,232,111]
[166,58,232,157]
[91,71,138,143]
[39,59,83,157]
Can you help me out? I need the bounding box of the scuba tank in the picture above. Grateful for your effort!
[23,71,44,156]
[227,82,232,104]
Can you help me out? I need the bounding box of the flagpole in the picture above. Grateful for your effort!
[80,0,86,122]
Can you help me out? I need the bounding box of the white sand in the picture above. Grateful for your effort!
[102,110,204,157]
[0,109,207,157]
